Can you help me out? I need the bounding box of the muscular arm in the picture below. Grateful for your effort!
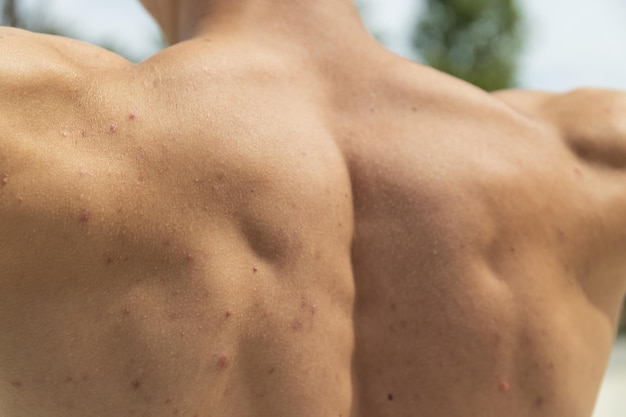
[494,87,626,317]
[494,88,626,167]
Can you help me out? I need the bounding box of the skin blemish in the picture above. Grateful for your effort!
[131,379,141,390]
[122,307,131,316]
[557,229,566,242]
[291,319,303,331]
[11,381,22,388]
[535,396,545,408]
[62,130,68,137]
[81,130,87,138]
[574,166,584,179]
[499,378,511,393]
[66,376,74,382]
[216,355,229,370]
[268,367,276,375]
[184,254,193,263]
[252,266,258,273]
[1,173,8,186]
[129,112,137,121]
[310,304,318,316]
[225,310,233,318]
[387,393,394,401]
[78,209,90,223]
[110,123,119,133]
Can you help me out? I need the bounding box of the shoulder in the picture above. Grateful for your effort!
[0,27,135,135]
[493,88,626,168]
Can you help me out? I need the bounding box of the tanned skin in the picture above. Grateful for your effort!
[1,1,625,416]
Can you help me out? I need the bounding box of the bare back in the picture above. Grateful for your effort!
[0,28,625,417]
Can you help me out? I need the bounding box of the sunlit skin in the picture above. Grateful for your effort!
[1,1,625,416]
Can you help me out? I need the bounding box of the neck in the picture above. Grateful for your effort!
[164,0,374,51]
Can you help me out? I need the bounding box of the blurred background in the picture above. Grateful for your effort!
[1,0,624,415]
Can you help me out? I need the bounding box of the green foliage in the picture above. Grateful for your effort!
[414,0,525,91]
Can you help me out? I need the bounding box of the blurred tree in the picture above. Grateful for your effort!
[1,0,18,27]
[414,0,525,91]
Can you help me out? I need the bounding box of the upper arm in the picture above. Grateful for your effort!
[493,88,626,169]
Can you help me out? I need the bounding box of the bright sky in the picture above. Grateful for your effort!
[14,0,626,91]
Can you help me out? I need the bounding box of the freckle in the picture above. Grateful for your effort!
[390,303,397,311]
[510,247,515,254]
[122,307,131,315]
[11,381,22,388]
[128,112,136,121]
[225,310,233,318]
[252,266,258,273]
[1,173,8,186]
[164,398,172,405]
[411,106,417,112]
[268,367,276,375]
[185,254,193,263]
[387,393,394,401]
[131,379,141,390]
[216,355,229,370]
[66,376,74,382]
[499,378,511,393]
[78,209,90,223]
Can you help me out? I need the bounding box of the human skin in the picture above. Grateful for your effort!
[0,1,625,416]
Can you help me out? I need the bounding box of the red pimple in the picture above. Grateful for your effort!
[499,378,511,393]
[252,266,258,273]
[78,209,90,223]
[128,112,136,121]
[216,355,229,370]
[225,310,233,318]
